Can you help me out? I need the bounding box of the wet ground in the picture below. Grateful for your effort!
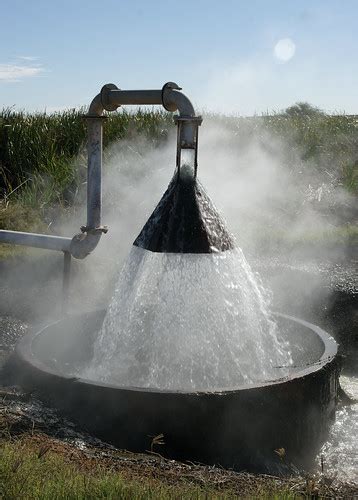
[320,375,358,483]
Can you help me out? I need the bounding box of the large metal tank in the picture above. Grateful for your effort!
[8,309,339,473]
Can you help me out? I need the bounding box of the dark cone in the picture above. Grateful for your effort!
[133,167,235,253]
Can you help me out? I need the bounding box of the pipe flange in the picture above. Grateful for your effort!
[173,115,203,125]
[101,83,120,112]
[162,82,182,112]
[80,225,109,235]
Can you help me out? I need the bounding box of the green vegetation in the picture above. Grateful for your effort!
[0,107,173,258]
[0,107,172,214]
[0,442,210,499]
[0,440,297,499]
[263,110,358,193]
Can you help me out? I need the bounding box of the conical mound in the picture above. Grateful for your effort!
[133,167,235,253]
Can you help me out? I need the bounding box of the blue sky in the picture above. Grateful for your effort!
[1,0,357,115]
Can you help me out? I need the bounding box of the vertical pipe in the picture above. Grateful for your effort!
[86,117,104,230]
[62,251,71,314]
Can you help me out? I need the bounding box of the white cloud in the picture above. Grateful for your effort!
[18,56,39,62]
[0,59,44,82]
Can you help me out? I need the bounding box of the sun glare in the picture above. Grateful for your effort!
[274,38,296,62]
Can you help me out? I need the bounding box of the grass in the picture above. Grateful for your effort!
[0,439,297,500]
[0,107,172,214]
[1,104,357,209]
[262,112,358,194]
[1,444,206,499]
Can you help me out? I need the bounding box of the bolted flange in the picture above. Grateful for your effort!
[162,81,182,112]
[100,83,120,111]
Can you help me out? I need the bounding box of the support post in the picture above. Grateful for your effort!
[62,251,71,314]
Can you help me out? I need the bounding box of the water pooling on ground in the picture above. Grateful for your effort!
[83,246,293,391]
[318,375,358,482]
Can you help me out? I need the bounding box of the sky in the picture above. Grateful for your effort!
[0,0,357,115]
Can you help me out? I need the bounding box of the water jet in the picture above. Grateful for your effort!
[3,82,340,473]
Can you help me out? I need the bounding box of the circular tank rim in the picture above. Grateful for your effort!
[14,311,338,396]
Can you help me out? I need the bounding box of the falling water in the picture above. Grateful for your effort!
[83,245,292,391]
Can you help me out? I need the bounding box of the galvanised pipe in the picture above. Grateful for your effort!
[68,116,105,260]
[87,117,102,230]
[103,87,195,115]
[74,82,201,258]
[0,230,72,252]
[106,89,162,106]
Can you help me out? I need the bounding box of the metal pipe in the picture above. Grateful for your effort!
[0,230,72,252]
[86,117,103,230]
[163,88,195,117]
[107,89,162,106]
[104,87,195,117]
[62,251,71,314]
[69,92,109,259]
[162,86,197,149]
[103,83,198,149]
[88,93,103,117]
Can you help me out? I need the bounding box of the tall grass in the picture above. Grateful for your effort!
[0,105,357,234]
[0,107,173,212]
[262,112,358,191]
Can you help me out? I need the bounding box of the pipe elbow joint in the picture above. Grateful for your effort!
[69,226,107,259]
[70,233,101,259]
[162,82,195,117]
[88,94,104,117]
[162,83,200,150]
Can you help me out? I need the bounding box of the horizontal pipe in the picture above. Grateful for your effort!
[106,88,195,116]
[0,230,72,252]
[106,87,197,148]
[107,89,162,107]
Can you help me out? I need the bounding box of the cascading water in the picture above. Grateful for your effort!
[83,166,293,390]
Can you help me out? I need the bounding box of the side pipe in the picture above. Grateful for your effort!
[62,251,71,314]
[0,230,72,252]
